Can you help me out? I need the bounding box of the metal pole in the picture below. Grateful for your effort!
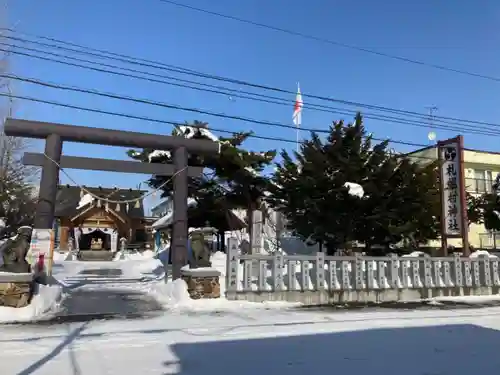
[458,135,470,256]
[296,124,299,153]
[426,106,438,145]
[35,134,62,229]
[171,146,188,280]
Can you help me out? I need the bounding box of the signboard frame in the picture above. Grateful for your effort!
[437,135,469,256]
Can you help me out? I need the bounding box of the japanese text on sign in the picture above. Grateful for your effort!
[439,143,463,236]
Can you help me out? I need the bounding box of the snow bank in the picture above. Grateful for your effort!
[402,251,427,257]
[427,294,500,305]
[52,251,70,262]
[0,284,63,323]
[132,258,165,279]
[149,278,298,312]
[147,251,300,312]
[113,249,155,261]
[470,250,498,259]
[109,256,165,280]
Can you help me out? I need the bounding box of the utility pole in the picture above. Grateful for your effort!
[426,105,438,128]
[425,106,438,145]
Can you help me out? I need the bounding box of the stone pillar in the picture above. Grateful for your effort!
[172,146,188,280]
[35,134,62,229]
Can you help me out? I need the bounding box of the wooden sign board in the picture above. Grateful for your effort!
[437,136,469,256]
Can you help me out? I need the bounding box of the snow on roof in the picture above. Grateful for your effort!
[152,198,197,229]
[76,193,94,210]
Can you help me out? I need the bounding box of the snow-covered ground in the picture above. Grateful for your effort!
[3,303,500,374]
[3,250,500,373]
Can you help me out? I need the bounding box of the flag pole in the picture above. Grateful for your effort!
[296,82,300,153]
[296,124,299,153]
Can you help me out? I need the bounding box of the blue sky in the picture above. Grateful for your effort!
[6,0,500,212]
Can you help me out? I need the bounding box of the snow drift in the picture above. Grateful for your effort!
[148,251,300,312]
[0,284,63,323]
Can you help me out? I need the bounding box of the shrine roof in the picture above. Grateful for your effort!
[55,185,147,218]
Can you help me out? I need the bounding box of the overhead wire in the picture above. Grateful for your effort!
[42,151,188,205]
[0,91,485,166]
[0,32,497,166]
[5,72,500,141]
[0,26,494,238]
[157,0,500,84]
[1,31,499,130]
[1,40,493,134]
[0,89,494,203]
[0,91,429,149]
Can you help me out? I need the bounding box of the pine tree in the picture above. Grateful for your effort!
[128,122,275,236]
[357,157,440,253]
[479,174,500,231]
[269,113,444,255]
[269,114,374,254]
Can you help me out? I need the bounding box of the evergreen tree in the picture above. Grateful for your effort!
[0,27,37,237]
[466,192,484,227]
[269,114,375,254]
[478,174,500,231]
[268,113,444,255]
[0,146,36,237]
[357,157,440,253]
[128,122,275,237]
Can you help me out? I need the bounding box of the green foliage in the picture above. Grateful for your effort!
[129,116,484,255]
[477,174,500,231]
[0,135,36,237]
[128,121,275,231]
[268,113,442,254]
[0,162,36,237]
[466,192,484,226]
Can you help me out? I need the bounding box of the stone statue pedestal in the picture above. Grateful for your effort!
[180,268,221,300]
[0,272,35,308]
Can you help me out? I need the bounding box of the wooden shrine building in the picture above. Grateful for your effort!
[53,185,152,252]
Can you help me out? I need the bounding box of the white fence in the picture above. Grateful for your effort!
[225,238,500,305]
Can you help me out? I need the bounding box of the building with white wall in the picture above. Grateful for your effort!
[407,145,500,249]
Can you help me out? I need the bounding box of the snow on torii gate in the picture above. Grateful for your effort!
[4,118,220,279]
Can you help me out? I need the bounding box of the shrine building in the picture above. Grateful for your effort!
[53,185,153,252]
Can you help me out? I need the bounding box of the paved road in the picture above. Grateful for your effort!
[48,266,166,323]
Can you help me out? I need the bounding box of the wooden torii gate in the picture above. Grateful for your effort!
[4,118,220,279]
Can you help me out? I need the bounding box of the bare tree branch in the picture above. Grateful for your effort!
[0,1,38,236]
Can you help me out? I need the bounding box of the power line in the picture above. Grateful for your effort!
[0,37,450,125]
[2,91,497,167]
[5,72,500,142]
[2,31,500,130]
[157,0,500,84]
[2,44,500,138]
[0,91,431,150]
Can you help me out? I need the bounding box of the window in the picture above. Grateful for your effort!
[486,170,493,192]
[472,169,493,193]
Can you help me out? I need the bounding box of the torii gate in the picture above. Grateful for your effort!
[4,118,220,279]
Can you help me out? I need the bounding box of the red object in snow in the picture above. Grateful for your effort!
[37,254,45,273]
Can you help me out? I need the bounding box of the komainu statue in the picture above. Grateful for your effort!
[0,226,32,273]
[189,228,215,268]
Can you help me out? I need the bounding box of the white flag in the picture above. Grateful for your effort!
[292,83,303,126]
